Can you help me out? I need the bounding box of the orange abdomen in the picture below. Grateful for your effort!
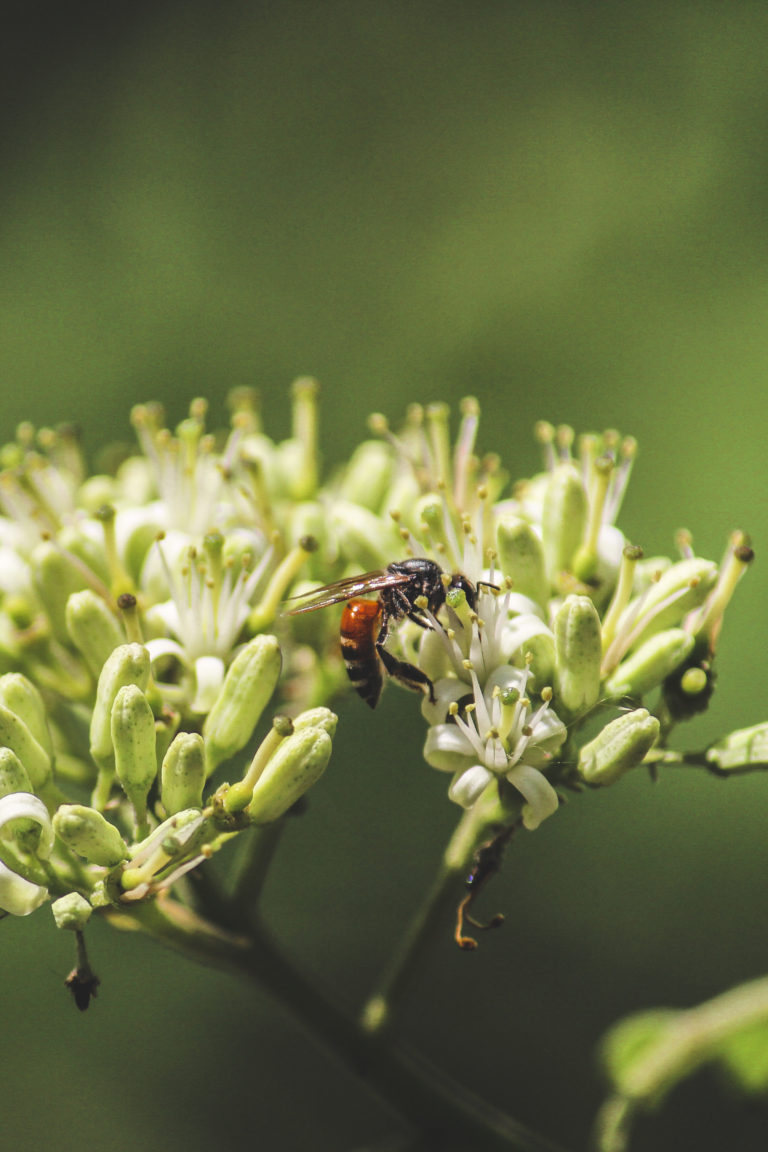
[340,599,383,709]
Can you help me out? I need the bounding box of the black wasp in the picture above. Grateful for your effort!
[286,558,477,709]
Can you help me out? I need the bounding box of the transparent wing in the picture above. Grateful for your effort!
[284,569,412,615]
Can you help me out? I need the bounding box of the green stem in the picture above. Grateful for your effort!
[229,819,287,910]
[361,794,516,1036]
[109,897,569,1152]
[590,1095,635,1152]
[91,764,114,811]
[360,858,460,1034]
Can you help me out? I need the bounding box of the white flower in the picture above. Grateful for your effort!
[130,400,247,536]
[418,578,553,704]
[144,532,272,713]
[423,664,567,829]
[0,792,54,916]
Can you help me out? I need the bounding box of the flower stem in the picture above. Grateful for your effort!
[360,858,460,1035]
[361,793,513,1036]
[107,896,569,1152]
[229,819,287,910]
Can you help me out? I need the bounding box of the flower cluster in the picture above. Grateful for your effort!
[0,387,750,941]
[0,385,342,928]
[366,411,751,828]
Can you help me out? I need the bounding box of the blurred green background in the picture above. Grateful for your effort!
[3,2,768,1149]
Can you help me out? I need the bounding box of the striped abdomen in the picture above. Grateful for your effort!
[340,598,383,709]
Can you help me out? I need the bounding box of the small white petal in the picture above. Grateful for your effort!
[140,530,195,601]
[113,501,167,552]
[145,602,183,638]
[448,765,493,808]
[0,792,54,857]
[145,636,188,666]
[190,655,226,714]
[530,709,568,750]
[485,664,529,697]
[505,595,547,621]
[0,545,33,596]
[420,677,469,726]
[0,793,53,916]
[483,736,510,773]
[598,523,626,561]
[506,764,559,830]
[0,861,48,915]
[423,725,474,774]
[418,627,453,685]
[504,613,552,654]
[469,668,493,733]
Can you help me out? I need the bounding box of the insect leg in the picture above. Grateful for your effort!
[377,644,436,703]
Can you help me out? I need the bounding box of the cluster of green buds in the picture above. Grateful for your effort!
[0,386,751,947]
[0,386,346,934]
[0,634,335,920]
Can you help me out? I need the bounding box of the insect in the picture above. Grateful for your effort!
[286,558,477,709]
[455,822,517,950]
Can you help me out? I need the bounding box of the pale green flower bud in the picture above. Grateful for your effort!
[203,634,282,775]
[89,643,151,769]
[58,525,110,586]
[0,704,52,790]
[553,595,601,715]
[288,502,328,559]
[633,555,672,591]
[0,673,52,758]
[66,590,124,679]
[52,891,92,931]
[495,515,547,604]
[577,708,660,785]
[337,440,393,511]
[274,438,311,500]
[329,500,396,570]
[605,628,695,700]
[32,540,87,642]
[116,453,155,502]
[620,558,717,648]
[77,474,119,511]
[112,684,157,829]
[520,630,556,693]
[154,708,180,769]
[415,494,451,553]
[292,707,338,736]
[53,803,128,866]
[286,579,338,647]
[383,469,421,526]
[0,747,32,797]
[161,732,205,814]
[247,726,332,824]
[705,722,768,774]
[542,464,587,583]
[123,520,162,585]
[223,715,293,813]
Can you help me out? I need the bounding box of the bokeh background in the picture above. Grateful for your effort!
[3,3,768,1150]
